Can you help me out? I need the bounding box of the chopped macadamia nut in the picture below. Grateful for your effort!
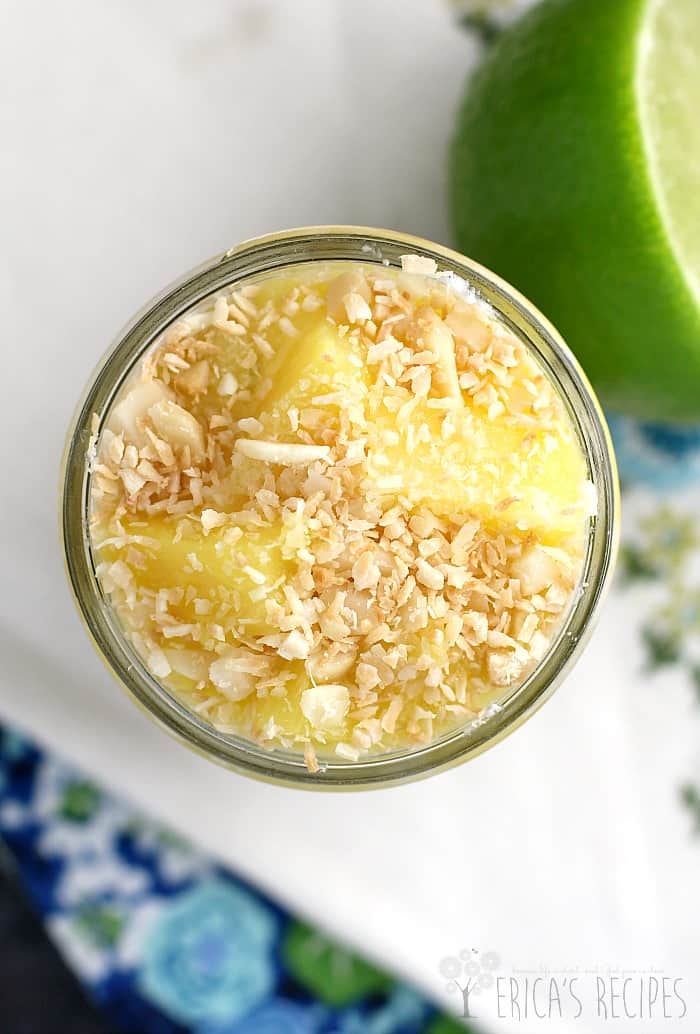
[148,400,205,459]
[301,684,349,730]
[344,292,372,324]
[306,643,357,683]
[89,258,590,772]
[107,380,173,447]
[209,655,256,701]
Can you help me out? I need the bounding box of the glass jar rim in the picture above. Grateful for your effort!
[61,225,619,790]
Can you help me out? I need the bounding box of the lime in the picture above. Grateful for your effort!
[450,0,700,422]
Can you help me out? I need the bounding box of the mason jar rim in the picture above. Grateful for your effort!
[61,225,619,790]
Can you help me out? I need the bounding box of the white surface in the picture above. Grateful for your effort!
[2,2,698,1030]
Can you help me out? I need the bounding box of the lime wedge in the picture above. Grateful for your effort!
[451,0,700,422]
[638,0,700,305]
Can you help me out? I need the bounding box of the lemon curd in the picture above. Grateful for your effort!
[89,256,593,772]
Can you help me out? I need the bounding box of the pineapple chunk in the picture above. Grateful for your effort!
[260,318,364,410]
[367,403,589,542]
[102,517,290,634]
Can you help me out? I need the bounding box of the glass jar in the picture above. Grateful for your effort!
[61,227,619,789]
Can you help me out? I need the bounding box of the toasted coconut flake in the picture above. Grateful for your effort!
[367,335,402,363]
[352,552,380,591]
[401,254,438,275]
[416,557,445,591]
[304,742,320,773]
[162,623,199,639]
[279,316,299,338]
[213,296,229,323]
[381,696,403,734]
[446,308,493,352]
[216,320,247,337]
[217,371,239,397]
[582,479,598,517]
[278,630,311,661]
[238,417,264,435]
[165,649,208,681]
[201,509,226,534]
[487,651,523,687]
[242,564,266,586]
[235,439,331,465]
[463,611,489,644]
[120,468,147,497]
[357,662,381,692]
[335,742,360,761]
[326,270,371,321]
[147,648,172,679]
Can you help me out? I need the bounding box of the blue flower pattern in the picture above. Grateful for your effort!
[0,736,465,1034]
[609,414,700,490]
[211,998,324,1034]
[139,881,277,1026]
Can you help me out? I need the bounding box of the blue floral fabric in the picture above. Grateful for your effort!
[0,728,467,1034]
[608,415,700,491]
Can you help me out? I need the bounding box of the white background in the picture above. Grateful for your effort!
[1,2,698,1030]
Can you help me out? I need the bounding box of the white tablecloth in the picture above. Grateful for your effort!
[2,2,698,1030]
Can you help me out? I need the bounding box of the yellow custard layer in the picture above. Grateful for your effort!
[90,257,592,770]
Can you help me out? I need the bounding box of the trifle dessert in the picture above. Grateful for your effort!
[86,252,596,774]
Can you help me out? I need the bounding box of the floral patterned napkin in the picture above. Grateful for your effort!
[0,727,472,1034]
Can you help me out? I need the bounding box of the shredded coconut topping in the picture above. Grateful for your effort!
[89,258,591,771]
